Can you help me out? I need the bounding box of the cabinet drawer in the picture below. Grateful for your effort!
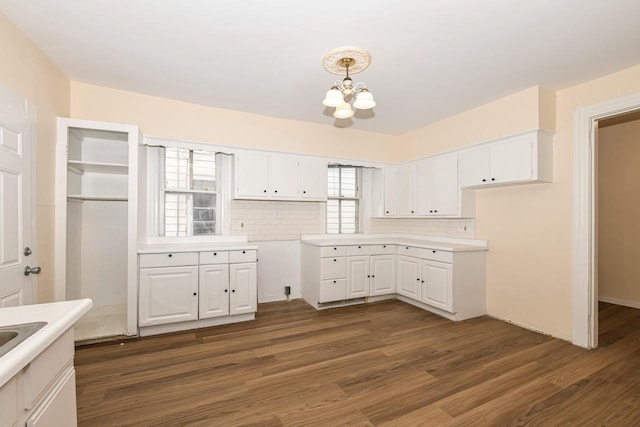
[397,245,422,258]
[319,279,347,303]
[422,249,453,263]
[23,328,74,409]
[320,257,346,280]
[370,244,395,255]
[346,245,370,256]
[199,251,230,265]
[229,249,257,263]
[320,246,347,257]
[139,252,198,268]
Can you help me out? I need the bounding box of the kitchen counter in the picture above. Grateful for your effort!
[138,242,258,254]
[0,298,93,387]
[300,234,488,252]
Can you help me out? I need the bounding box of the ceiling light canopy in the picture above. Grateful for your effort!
[322,46,376,120]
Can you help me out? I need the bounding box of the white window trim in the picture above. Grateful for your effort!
[327,165,362,234]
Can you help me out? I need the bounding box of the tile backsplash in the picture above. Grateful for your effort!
[231,200,323,241]
[368,217,475,238]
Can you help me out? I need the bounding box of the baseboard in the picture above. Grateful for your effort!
[598,296,640,309]
[259,293,302,303]
[487,312,572,342]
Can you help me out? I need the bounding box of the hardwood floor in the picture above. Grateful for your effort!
[75,300,640,426]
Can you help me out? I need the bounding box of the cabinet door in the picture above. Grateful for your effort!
[26,366,77,427]
[460,145,490,187]
[422,260,453,311]
[396,256,420,300]
[490,136,533,184]
[236,151,270,198]
[431,154,459,215]
[383,166,398,216]
[270,154,299,198]
[370,255,395,296]
[397,164,416,215]
[229,263,257,315]
[299,157,327,200]
[347,256,369,298]
[415,158,435,215]
[199,264,230,319]
[139,266,198,326]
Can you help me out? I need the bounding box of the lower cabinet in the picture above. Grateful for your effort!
[347,256,369,298]
[370,255,396,296]
[421,260,452,311]
[396,255,421,299]
[138,249,257,332]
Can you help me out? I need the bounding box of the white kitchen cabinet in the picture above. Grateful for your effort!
[230,263,258,315]
[383,166,399,216]
[26,365,77,427]
[235,150,327,201]
[421,260,452,311]
[460,130,553,188]
[370,255,396,296]
[347,256,370,298]
[397,163,417,216]
[199,264,230,318]
[138,265,199,326]
[396,255,421,299]
[416,154,459,216]
[299,157,328,200]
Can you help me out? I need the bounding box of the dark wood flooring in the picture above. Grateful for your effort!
[74,300,640,426]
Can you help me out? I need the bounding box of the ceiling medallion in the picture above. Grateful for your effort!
[321,46,376,120]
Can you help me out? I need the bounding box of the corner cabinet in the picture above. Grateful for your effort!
[138,248,257,336]
[234,150,327,201]
[460,130,553,188]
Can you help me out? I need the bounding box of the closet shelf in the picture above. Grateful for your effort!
[67,195,128,202]
[67,160,129,175]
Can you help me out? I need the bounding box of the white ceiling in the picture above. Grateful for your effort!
[1,1,640,135]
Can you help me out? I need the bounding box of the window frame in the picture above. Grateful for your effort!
[326,164,362,234]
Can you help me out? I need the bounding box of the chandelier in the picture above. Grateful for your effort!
[322,46,376,119]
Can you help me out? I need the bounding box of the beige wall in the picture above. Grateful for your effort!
[598,119,640,305]
[0,13,70,302]
[70,82,398,163]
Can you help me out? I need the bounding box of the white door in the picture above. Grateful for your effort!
[396,256,420,300]
[0,86,36,307]
[383,166,398,216]
[397,163,416,215]
[431,154,459,215]
[199,264,230,319]
[415,158,434,215]
[460,145,490,187]
[370,255,395,296]
[229,263,257,315]
[346,256,369,298]
[422,260,452,311]
[235,151,270,198]
[490,137,533,184]
[299,157,327,199]
[138,266,199,326]
[270,154,299,198]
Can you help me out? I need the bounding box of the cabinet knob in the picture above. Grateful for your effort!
[411,210,414,213]
[386,210,389,214]
[168,254,173,258]
[263,189,267,193]
[430,210,433,213]
[213,252,217,256]
[482,179,487,182]
[405,246,409,250]
[334,247,337,250]
[242,250,246,254]
[303,190,306,194]
[224,289,228,293]
[434,210,438,213]
[232,289,236,293]
[333,259,337,262]
[416,278,420,281]
[383,245,386,248]
[432,250,436,253]
[491,178,496,181]
[333,280,336,283]
[372,275,375,278]
[274,190,278,193]
[421,280,425,283]
[193,292,197,296]
[367,275,370,278]
[358,246,361,249]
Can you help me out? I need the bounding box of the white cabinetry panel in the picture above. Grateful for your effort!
[396,255,420,299]
[347,256,369,298]
[199,264,230,319]
[299,157,327,200]
[397,164,416,216]
[270,154,299,198]
[230,263,257,315]
[370,255,395,296]
[138,266,199,326]
[383,166,398,216]
[421,260,452,311]
[235,151,270,198]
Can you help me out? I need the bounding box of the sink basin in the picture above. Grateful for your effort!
[0,321,47,358]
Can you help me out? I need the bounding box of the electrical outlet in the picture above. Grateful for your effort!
[284,286,291,296]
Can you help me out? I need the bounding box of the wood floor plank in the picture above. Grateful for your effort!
[75,299,640,426]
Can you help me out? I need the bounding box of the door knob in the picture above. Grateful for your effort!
[24,247,32,256]
[24,266,41,276]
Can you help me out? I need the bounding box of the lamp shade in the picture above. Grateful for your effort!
[333,103,354,119]
[353,89,376,110]
[322,87,344,107]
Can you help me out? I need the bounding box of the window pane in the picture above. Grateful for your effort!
[340,167,357,198]
[327,166,340,198]
[192,150,216,192]
[164,193,188,237]
[340,200,357,234]
[326,199,340,234]
[165,148,190,190]
[193,193,216,235]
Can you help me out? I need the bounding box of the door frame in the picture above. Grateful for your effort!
[573,92,640,348]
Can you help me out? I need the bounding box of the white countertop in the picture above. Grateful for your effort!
[0,299,93,387]
[300,234,488,252]
[138,242,259,254]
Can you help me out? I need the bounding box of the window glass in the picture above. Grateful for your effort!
[327,165,359,234]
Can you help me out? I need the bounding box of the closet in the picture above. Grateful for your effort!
[55,119,142,340]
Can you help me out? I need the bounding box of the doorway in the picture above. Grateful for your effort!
[573,93,640,348]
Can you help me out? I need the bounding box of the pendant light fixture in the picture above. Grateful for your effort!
[322,46,376,119]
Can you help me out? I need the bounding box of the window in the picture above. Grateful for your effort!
[163,147,217,236]
[327,165,360,234]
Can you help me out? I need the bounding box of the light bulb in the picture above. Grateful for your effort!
[353,89,376,110]
[322,87,344,107]
[333,103,354,119]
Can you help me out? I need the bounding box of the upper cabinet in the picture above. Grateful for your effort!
[382,166,398,216]
[397,163,417,216]
[234,151,327,201]
[460,130,553,188]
